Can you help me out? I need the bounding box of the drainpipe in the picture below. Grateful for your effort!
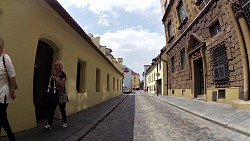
[228,1,249,101]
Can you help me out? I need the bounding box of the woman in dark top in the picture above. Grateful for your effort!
[44,61,68,130]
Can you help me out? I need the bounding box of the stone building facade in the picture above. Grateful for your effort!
[161,0,250,107]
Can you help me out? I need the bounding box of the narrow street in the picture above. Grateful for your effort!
[80,91,249,141]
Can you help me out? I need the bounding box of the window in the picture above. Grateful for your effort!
[117,79,119,90]
[167,21,174,38]
[177,0,187,23]
[165,0,169,10]
[107,74,110,91]
[76,60,86,93]
[218,89,225,99]
[195,0,202,4]
[209,21,221,37]
[181,49,186,70]
[241,0,250,27]
[159,61,161,70]
[96,69,101,92]
[211,44,229,83]
[113,77,115,90]
[171,57,175,73]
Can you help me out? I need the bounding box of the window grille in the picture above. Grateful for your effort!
[218,89,225,99]
[177,0,187,22]
[211,44,229,83]
[241,0,250,27]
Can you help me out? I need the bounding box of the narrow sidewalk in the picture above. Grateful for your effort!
[1,94,127,141]
[147,92,250,136]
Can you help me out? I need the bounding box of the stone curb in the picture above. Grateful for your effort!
[149,94,250,137]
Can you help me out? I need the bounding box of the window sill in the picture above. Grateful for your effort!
[167,36,174,44]
[178,17,188,30]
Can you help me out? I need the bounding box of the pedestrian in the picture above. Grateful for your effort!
[44,61,68,130]
[0,38,17,141]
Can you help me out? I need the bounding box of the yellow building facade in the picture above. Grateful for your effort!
[145,48,168,95]
[0,0,123,133]
[132,71,140,89]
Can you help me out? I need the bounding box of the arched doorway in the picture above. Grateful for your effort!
[33,41,54,121]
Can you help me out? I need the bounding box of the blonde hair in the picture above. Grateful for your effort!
[55,60,64,71]
[0,38,4,48]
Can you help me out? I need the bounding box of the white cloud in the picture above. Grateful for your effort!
[97,28,165,53]
[94,28,165,75]
[57,0,161,14]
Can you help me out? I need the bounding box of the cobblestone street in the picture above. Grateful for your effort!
[80,91,249,141]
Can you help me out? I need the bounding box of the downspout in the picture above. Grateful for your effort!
[228,1,249,100]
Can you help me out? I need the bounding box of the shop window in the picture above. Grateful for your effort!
[76,60,86,93]
[209,21,221,37]
[96,69,101,92]
[211,43,229,83]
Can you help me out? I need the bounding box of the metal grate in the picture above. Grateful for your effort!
[241,0,250,27]
[218,89,226,99]
[211,44,229,83]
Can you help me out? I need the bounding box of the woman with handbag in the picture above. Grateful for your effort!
[44,60,68,130]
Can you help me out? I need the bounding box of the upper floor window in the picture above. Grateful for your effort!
[165,0,169,10]
[167,21,174,38]
[209,21,221,37]
[180,49,186,70]
[177,0,187,23]
[171,57,175,73]
[241,0,250,28]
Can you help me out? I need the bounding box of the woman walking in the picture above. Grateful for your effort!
[44,61,68,130]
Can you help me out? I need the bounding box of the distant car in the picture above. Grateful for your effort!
[122,85,131,94]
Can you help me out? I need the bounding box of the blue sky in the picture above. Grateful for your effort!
[58,0,166,79]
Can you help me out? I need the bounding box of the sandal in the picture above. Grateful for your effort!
[62,123,67,128]
[44,124,52,131]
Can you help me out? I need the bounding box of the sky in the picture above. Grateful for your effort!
[57,0,166,79]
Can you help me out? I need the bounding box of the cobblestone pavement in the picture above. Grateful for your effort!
[80,92,250,141]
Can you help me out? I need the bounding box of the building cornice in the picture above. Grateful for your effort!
[44,0,123,76]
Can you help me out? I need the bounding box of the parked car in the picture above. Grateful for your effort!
[122,85,131,94]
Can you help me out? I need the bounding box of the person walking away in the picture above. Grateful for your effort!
[0,38,17,141]
[44,61,68,130]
